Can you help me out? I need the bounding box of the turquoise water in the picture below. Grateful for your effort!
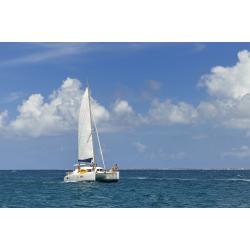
[1,170,250,207]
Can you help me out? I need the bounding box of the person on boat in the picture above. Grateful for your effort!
[91,162,96,171]
[77,165,81,173]
[112,164,118,171]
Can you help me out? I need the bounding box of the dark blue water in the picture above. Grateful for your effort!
[1,170,250,207]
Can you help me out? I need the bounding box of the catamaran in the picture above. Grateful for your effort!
[64,85,119,182]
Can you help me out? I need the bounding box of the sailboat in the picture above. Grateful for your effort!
[64,85,119,182]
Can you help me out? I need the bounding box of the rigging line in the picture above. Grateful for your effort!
[91,102,106,169]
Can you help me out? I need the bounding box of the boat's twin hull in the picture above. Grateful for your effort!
[64,171,119,183]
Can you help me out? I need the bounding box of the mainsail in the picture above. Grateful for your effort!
[78,87,94,163]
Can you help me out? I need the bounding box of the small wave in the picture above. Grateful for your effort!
[125,177,197,181]
[126,176,170,180]
[168,178,197,181]
[137,177,150,180]
[64,180,78,183]
[125,177,151,180]
[216,178,250,182]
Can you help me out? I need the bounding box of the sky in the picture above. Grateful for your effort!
[1,42,250,169]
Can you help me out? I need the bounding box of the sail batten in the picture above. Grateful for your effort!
[78,87,94,162]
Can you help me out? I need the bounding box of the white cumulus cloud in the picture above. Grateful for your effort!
[199,50,250,99]
[0,78,141,137]
[196,50,250,133]
[9,78,110,137]
[113,100,133,114]
[102,100,143,132]
[2,49,250,137]
[146,99,197,125]
[91,98,110,124]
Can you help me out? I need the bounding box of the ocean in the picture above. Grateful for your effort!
[1,170,250,208]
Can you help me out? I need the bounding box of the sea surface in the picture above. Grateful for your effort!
[1,170,250,208]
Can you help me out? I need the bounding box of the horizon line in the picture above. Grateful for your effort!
[1,168,250,171]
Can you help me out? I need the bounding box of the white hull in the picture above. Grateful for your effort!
[64,171,96,182]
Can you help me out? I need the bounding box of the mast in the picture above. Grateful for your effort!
[87,81,95,164]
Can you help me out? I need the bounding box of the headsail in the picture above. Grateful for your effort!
[78,87,94,163]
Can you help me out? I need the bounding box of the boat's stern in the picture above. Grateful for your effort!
[96,170,119,182]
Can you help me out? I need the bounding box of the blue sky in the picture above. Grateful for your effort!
[1,42,250,169]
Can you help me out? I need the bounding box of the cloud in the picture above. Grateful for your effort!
[2,49,250,137]
[222,145,250,159]
[0,78,140,137]
[139,50,250,133]
[195,50,250,133]
[101,100,143,132]
[91,98,110,124]
[146,99,197,125]
[199,50,250,99]
[10,78,82,136]
[9,78,109,137]
[197,94,250,132]
[0,44,87,67]
[220,95,250,130]
[113,100,133,114]
[0,43,153,67]
[134,142,147,153]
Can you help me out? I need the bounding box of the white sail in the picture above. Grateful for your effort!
[78,87,94,163]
